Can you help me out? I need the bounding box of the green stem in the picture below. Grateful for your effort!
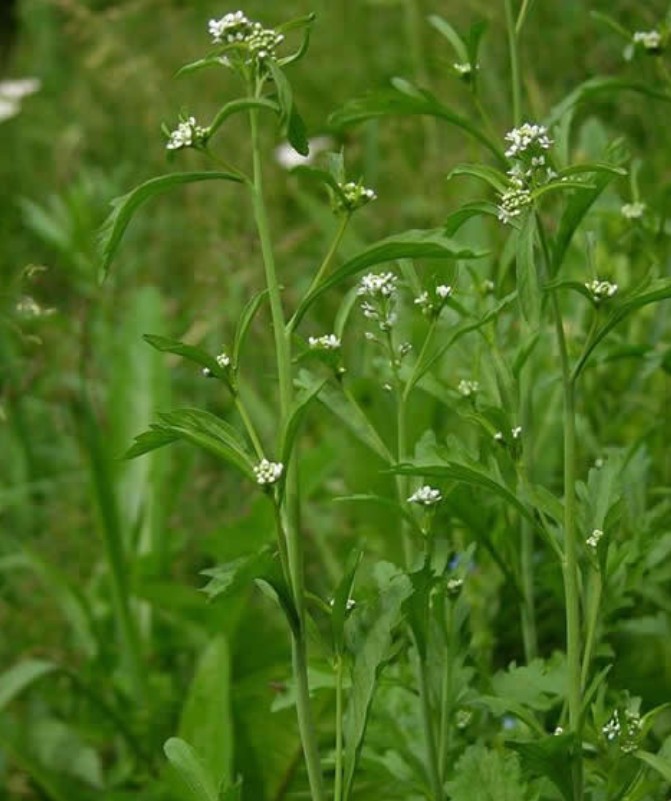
[580,568,602,691]
[302,213,350,304]
[234,395,265,459]
[552,292,583,801]
[438,599,454,781]
[417,646,444,801]
[249,97,326,801]
[504,0,522,126]
[334,654,345,801]
[515,0,537,35]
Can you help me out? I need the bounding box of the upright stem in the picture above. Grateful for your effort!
[438,598,454,781]
[249,101,326,801]
[552,293,583,801]
[504,0,522,126]
[334,654,345,801]
[417,645,444,801]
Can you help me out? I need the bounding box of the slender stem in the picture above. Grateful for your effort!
[580,569,602,690]
[504,0,522,126]
[416,646,444,801]
[302,213,350,303]
[249,96,326,801]
[515,0,537,35]
[552,292,583,801]
[334,654,345,801]
[438,599,454,781]
[234,395,264,459]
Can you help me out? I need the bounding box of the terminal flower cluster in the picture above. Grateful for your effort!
[498,122,556,225]
[208,11,284,66]
[358,272,398,331]
[458,379,479,397]
[254,458,284,486]
[308,334,341,350]
[166,116,209,151]
[586,528,603,551]
[414,284,452,317]
[408,485,442,506]
[334,181,377,214]
[602,709,642,754]
[585,279,618,302]
[633,30,662,52]
[621,201,646,220]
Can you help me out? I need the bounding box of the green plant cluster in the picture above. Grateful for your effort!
[2,2,671,801]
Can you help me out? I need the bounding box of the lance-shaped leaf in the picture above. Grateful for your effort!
[517,213,540,329]
[0,660,59,711]
[573,277,671,381]
[209,97,280,138]
[428,15,468,62]
[330,78,505,163]
[277,12,316,67]
[201,549,273,602]
[291,228,485,328]
[268,61,309,156]
[232,289,269,368]
[164,737,218,801]
[444,201,500,236]
[448,163,509,194]
[331,549,363,656]
[634,750,671,783]
[144,334,229,381]
[98,171,243,279]
[280,376,327,466]
[126,408,255,479]
[392,460,536,524]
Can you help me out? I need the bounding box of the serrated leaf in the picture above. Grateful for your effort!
[164,737,218,801]
[0,660,58,710]
[507,734,578,801]
[200,549,272,602]
[343,563,413,799]
[98,172,243,279]
[446,743,532,801]
[179,636,233,791]
[330,82,505,163]
[491,658,566,712]
[291,228,485,328]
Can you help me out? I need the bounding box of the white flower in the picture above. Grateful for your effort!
[436,284,453,299]
[453,62,472,76]
[216,350,231,368]
[621,201,646,219]
[603,711,621,741]
[586,528,603,550]
[458,379,479,397]
[446,577,463,597]
[414,290,430,309]
[497,186,532,224]
[494,431,505,443]
[511,426,522,439]
[166,116,208,150]
[0,77,41,123]
[335,181,377,213]
[358,272,397,298]
[633,30,662,51]
[308,334,341,350]
[15,296,55,318]
[274,135,333,169]
[208,11,252,43]
[358,272,397,330]
[585,279,618,302]
[254,458,284,485]
[408,485,442,506]
[504,122,553,159]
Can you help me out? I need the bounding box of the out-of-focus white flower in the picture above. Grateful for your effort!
[621,201,646,220]
[633,30,662,51]
[274,135,333,169]
[216,350,231,368]
[586,528,603,550]
[458,379,479,397]
[254,458,284,485]
[308,334,341,350]
[585,279,618,302]
[0,77,41,123]
[408,485,442,506]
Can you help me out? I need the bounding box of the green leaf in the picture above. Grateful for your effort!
[446,743,533,801]
[218,778,243,801]
[448,163,509,193]
[507,734,578,801]
[291,228,485,328]
[130,408,255,478]
[428,15,469,62]
[254,573,300,637]
[444,201,500,236]
[143,334,228,380]
[343,562,413,799]
[0,659,58,710]
[634,750,671,782]
[164,737,219,801]
[491,658,566,712]
[280,376,327,466]
[517,213,540,329]
[332,549,363,655]
[277,12,316,67]
[232,289,269,368]
[179,636,234,791]
[200,549,273,602]
[209,97,279,137]
[574,277,671,380]
[330,80,505,163]
[98,172,244,279]
[268,61,309,156]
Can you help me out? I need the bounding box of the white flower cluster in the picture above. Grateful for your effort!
[621,201,646,220]
[0,77,41,123]
[208,11,284,64]
[358,272,398,331]
[586,528,603,550]
[408,485,442,506]
[633,30,662,51]
[216,350,231,368]
[446,577,464,597]
[15,296,55,318]
[335,181,377,213]
[308,334,341,350]
[498,123,556,225]
[602,709,642,753]
[453,62,473,77]
[494,426,522,443]
[585,279,618,302]
[254,458,284,485]
[414,285,452,317]
[458,379,479,397]
[166,117,209,151]
[504,123,553,160]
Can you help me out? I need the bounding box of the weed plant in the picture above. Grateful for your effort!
[2,2,671,801]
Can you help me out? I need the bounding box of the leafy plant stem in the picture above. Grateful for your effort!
[438,597,454,781]
[552,292,583,801]
[388,329,412,566]
[234,395,265,459]
[334,653,345,801]
[249,96,326,801]
[504,0,522,126]
[416,644,444,801]
[302,213,351,307]
[580,568,602,692]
